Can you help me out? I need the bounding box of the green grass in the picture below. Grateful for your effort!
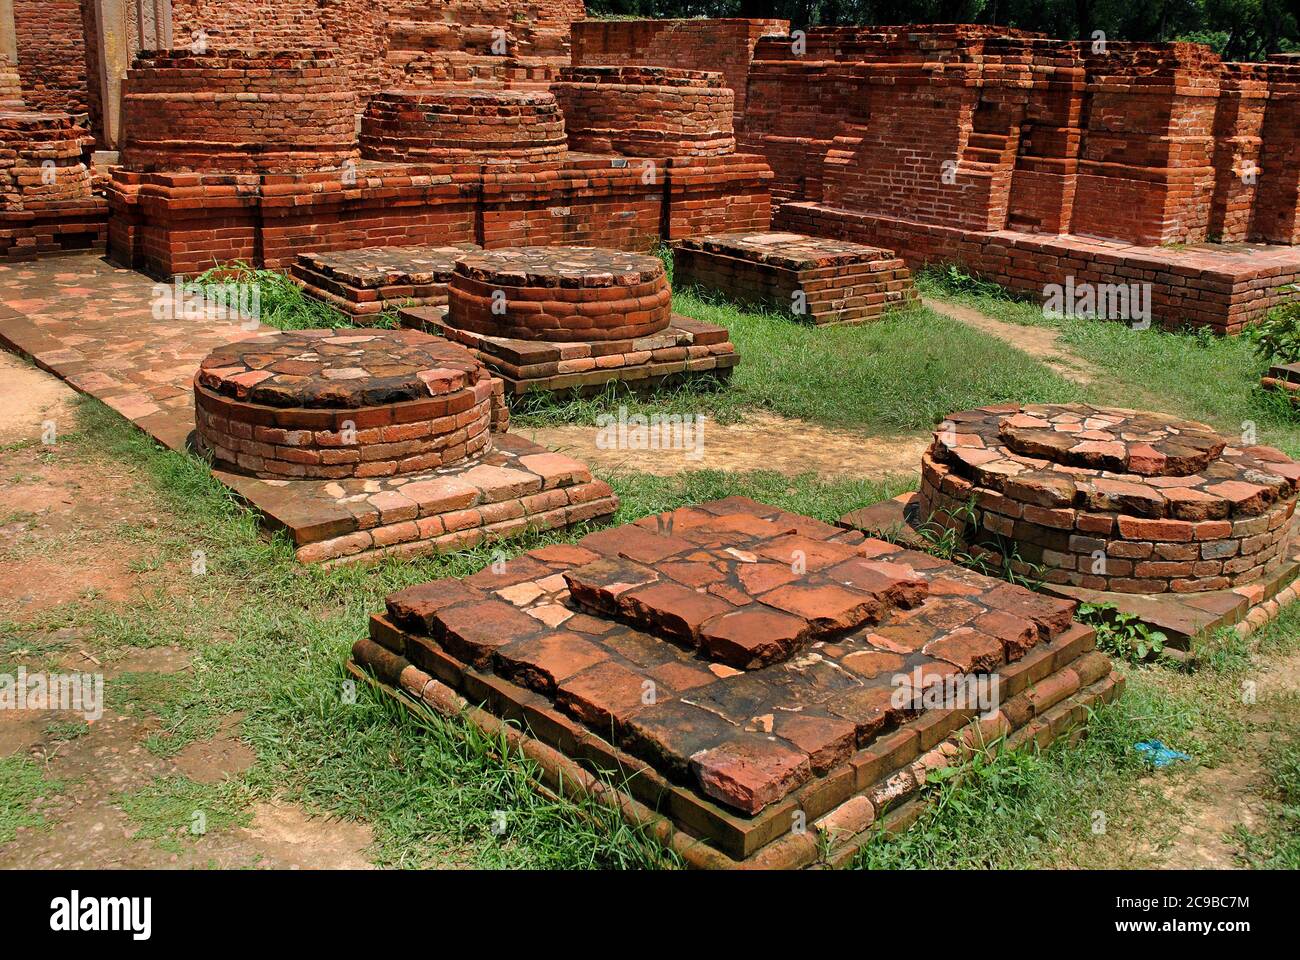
[116,775,253,855]
[1231,732,1300,868]
[917,266,1300,456]
[12,398,910,867]
[0,756,63,844]
[193,264,400,332]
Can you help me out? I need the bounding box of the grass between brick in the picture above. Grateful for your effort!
[3,397,1292,868]
[916,268,1300,457]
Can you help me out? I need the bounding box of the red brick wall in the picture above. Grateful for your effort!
[12,0,89,115]
[570,18,787,129]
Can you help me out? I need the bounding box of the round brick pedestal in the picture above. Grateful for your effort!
[121,49,358,173]
[1,112,94,205]
[445,246,672,342]
[551,65,735,157]
[193,329,499,479]
[918,404,1300,593]
[360,88,567,164]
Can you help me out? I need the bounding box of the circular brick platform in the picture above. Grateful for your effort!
[120,49,357,173]
[551,66,735,157]
[918,403,1300,594]
[360,88,567,164]
[446,246,673,342]
[193,329,497,479]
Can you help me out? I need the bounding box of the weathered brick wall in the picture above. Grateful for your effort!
[12,0,89,115]
[1254,57,1300,244]
[570,18,787,129]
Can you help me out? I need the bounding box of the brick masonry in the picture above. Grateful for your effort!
[0,253,615,565]
[352,495,1122,864]
[290,243,481,320]
[193,328,504,480]
[916,403,1300,594]
[403,244,739,396]
[673,230,918,325]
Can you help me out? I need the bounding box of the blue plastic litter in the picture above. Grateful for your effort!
[1134,740,1192,768]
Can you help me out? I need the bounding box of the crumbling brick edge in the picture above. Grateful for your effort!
[1234,581,1300,639]
[345,642,1125,870]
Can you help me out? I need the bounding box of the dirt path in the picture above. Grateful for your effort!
[522,411,929,478]
[0,373,376,868]
[922,296,1101,385]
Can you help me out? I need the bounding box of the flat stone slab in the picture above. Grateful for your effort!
[673,230,918,325]
[357,495,1120,863]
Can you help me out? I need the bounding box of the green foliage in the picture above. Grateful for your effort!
[0,756,63,844]
[1078,602,1168,662]
[1231,733,1300,868]
[1248,288,1300,364]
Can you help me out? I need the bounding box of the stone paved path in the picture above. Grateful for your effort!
[0,253,258,451]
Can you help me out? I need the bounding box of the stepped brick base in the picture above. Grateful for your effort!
[227,431,618,566]
[290,244,481,321]
[843,491,1300,651]
[777,202,1300,334]
[674,230,918,324]
[401,307,739,397]
[107,152,774,279]
[1,197,108,261]
[351,495,1121,866]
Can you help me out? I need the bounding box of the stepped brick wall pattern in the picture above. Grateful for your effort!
[403,244,738,396]
[193,329,505,480]
[104,43,774,278]
[120,49,359,174]
[360,88,568,165]
[673,230,918,325]
[552,66,736,158]
[352,495,1121,864]
[290,243,482,320]
[917,403,1300,594]
[1,63,107,261]
[570,18,788,130]
[10,0,586,144]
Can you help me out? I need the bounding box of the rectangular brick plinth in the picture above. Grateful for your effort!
[290,243,482,322]
[354,496,1119,865]
[778,202,1300,334]
[219,432,618,566]
[1,197,109,262]
[674,230,919,324]
[399,307,739,397]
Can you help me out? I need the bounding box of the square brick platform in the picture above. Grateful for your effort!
[778,202,1300,334]
[290,243,482,322]
[352,496,1122,867]
[842,492,1300,650]
[399,306,739,398]
[673,230,919,324]
[0,254,617,564]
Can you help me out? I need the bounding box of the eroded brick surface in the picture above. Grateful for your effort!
[370,496,1087,817]
[918,403,1300,593]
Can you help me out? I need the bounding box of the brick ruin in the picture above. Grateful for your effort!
[579,20,1300,334]
[401,245,738,396]
[192,327,617,563]
[351,495,1122,866]
[99,43,772,277]
[1,55,107,260]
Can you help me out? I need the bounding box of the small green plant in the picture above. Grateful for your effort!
[923,262,1015,300]
[909,497,1044,589]
[1247,286,1300,363]
[1077,602,1167,662]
